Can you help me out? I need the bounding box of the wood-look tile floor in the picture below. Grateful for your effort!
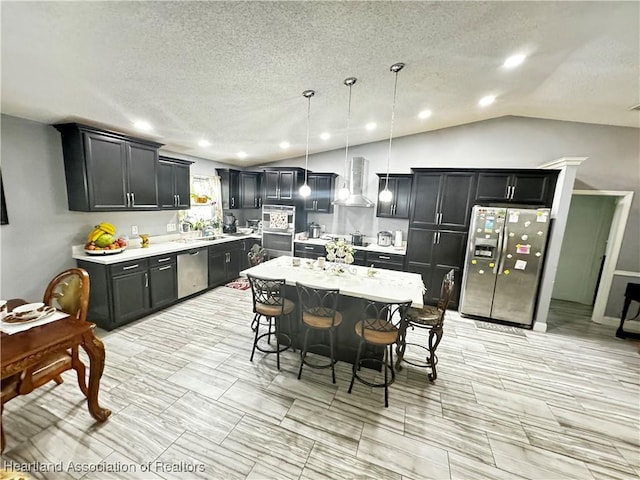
[3,288,639,480]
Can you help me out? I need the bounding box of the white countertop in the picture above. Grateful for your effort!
[241,256,423,308]
[294,237,406,255]
[72,234,260,265]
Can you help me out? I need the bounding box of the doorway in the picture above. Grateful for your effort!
[552,190,634,325]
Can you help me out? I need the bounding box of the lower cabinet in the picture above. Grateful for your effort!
[365,251,405,271]
[294,242,325,259]
[79,254,177,331]
[406,228,466,307]
[208,240,243,287]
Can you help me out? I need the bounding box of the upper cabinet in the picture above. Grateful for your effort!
[262,168,305,203]
[54,123,163,212]
[157,156,192,209]
[410,171,476,231]
[475,170,558,206]
[376,174,412,219]
[239,171,261,209]
[219,169,262,209]
[304,173,337,213]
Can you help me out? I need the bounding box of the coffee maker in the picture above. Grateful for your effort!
[223,213,237,233]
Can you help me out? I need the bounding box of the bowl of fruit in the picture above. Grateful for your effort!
[84,222,128,255]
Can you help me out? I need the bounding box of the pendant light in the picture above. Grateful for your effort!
[379,62,405,203]
[337,77,357,201]
[299,89,315,198]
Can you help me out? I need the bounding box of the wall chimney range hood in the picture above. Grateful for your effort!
[332,156,375,208]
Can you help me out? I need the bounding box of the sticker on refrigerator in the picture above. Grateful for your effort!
[516,244,531,254]
[484,217,495,233]
[537,211,548,223]
[514,260,527,270]
[508,211,520,223]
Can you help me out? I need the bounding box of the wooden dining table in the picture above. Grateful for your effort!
[1,299,111,452]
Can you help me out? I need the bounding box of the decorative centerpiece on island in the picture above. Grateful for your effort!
[325,238,354,274]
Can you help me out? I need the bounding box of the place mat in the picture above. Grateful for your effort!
[474,320,526,337]
[0,310,68,335]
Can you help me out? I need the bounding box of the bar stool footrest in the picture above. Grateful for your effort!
[300,343,337,370]
[255,331,293,354]
[352,357,396,389]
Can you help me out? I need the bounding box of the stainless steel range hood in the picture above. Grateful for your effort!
[332,156,375,208]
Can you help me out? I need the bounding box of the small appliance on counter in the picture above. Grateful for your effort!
[351,231,364,246]
[308,222,321,239]
[394,230,403,247]
[377,231,393,247]
[223,213,237,233]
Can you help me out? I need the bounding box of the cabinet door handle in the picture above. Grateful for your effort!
[379,255,391,260]
[123,264,139,270]
[437,232,441,244]
[510,186,516,200]
[190,251,200,256]
[231,197,235,207]
[176,194,180,205]
[507,186,513,199]
[131,192,135,206]
[126,192,131,207]
[145,272,148,288]
[157,257,171,263]
[304,246,314,250]
[158,265,172,271]
[433,232,437,244]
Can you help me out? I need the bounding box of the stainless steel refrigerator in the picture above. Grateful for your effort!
[459,206,551,326]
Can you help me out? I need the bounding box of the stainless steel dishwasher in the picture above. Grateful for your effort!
[177,248,208,298]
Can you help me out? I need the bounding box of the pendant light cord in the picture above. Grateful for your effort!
[384,65,404,190]
[344,80,354,188]
[302,90,315,187]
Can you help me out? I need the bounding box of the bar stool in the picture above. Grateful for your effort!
[396,269,454,381]
[296,283,342,384]
[348,299,413,407]
[247,274,295,370]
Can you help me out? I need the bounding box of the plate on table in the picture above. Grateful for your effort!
[84,247,126,255]
[2,303,56,324]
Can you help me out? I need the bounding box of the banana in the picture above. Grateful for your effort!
[97,222,116,235]
[87,222,116,243]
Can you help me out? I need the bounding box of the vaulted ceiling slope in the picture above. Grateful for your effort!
[1,1,638,166]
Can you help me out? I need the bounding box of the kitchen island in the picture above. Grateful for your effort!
[241,256,424,364]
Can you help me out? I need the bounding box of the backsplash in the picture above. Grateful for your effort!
[308,210,409,240]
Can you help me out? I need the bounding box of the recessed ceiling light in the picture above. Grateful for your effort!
[503,54,526,69]
[279,141,290,149]
[365,122,376,131]
[479,95,496,107]
[320,132,331,140]
[237,151,248,159]
[198,139,211,147]
[418,110,432,119]
[133,121,152,131]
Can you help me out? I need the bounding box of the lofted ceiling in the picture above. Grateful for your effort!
[1,1,638,167]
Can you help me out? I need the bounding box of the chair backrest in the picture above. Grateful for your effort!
[247,274,287,311]
[43,268,90,321]
[247,244,268,267]
[357,299,413,342]
[438,269,455,312]
[296,282,341,327]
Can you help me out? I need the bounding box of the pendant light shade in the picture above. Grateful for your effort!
[337,77,357,201]
[299,89,315,198]
[379,62,405,203]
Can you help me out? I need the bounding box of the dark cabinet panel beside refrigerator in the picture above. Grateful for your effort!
[459,205,551,327]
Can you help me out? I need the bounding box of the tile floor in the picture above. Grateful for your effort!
[2,287,639,479]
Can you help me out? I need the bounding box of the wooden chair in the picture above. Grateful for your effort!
[1,268,91,404]
[396,269,454,381]
[348,299,413,407]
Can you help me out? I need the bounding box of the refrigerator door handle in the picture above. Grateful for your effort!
[494,227,504,274]
[497,224,510,274]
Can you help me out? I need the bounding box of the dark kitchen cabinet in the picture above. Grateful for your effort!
[304,173,337,213]
[208,240,243,287]
[406,228,466,308]
[475,170,557,206]
[54,123,162,211]
[158,156,192,209]
[410,171,476,231]
[218,169,241,209]
[240,172,261,209]
[263,168,306,202]
[111,260,150,325]
[376,174,412,219]
[365,251,405,271]
[149,254,178,309]
[294,242,326,259]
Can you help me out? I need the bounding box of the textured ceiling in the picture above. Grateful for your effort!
[1,1,638,166]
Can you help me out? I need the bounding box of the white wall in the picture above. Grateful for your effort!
[2,114,638,317]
